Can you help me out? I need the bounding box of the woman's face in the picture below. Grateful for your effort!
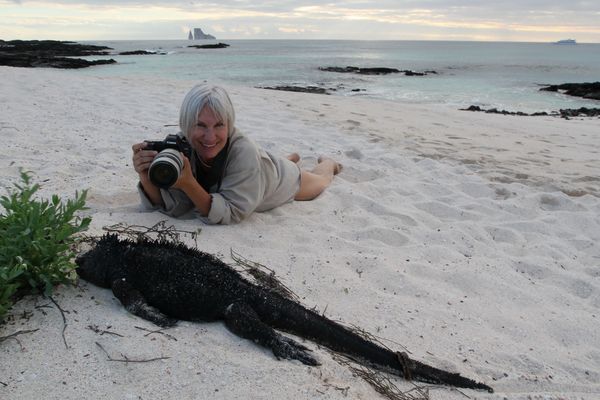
[188,105,229,163]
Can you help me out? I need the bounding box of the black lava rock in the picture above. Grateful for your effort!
[0,39,115,69]
[319,66,436,76]
[187,43,230,49]
[461,105,600,119]
[259,85,331,95]
[118,50,158,55]
[540,82,600,100]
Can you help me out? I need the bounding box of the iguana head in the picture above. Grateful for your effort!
[76,234,125,288]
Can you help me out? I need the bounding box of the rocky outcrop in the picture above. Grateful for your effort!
[118,50,159,55]
[319,66,437,76]
[540,82,600,100]
[260,86,331,95]
[461,105,600,119]
[558,107,600,118]
[188,43,230,49]
[260,85,367,95]
[192,28,216,40]
[0,40,115,68]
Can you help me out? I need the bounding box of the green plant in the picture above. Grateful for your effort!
[0,264,23,320]
[0,170,91,321]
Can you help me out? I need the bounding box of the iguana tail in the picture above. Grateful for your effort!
[254,294,493,392]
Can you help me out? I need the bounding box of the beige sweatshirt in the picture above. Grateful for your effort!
[138,128,301,224]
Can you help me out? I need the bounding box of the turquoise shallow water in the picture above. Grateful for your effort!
[76,39,600,113]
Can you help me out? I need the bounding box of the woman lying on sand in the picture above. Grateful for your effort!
[132,83,342,224]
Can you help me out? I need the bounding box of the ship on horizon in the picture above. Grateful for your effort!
[554,39,577,45]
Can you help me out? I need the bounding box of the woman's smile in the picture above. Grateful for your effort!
[190,106,228,163]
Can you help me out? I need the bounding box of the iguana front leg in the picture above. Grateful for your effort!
[224,301,319,366]
[111,278,177,328]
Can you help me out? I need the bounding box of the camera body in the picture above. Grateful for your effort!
[145,134,192,189]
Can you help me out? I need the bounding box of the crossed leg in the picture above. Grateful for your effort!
[294,156,342,201]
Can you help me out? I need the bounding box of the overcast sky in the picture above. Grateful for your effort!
[1,0,599,42]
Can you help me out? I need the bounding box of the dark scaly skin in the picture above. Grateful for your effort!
[76,234,493,393]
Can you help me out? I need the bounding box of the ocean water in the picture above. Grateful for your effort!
[76,40,600,113]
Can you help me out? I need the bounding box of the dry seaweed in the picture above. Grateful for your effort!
[331,352,430,400]
[95,341,170,363]
[0,329,38,344]
[101,221,201,245]
[230,249,300,302]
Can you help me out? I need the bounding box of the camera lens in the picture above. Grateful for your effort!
[148,149,184,188]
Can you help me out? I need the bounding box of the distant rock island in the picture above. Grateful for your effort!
[0,40,115,68]
[188,28,216,40]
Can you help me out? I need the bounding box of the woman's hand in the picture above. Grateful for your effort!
[172,155,195,190]
[131,142,163,206]
[132,142,158,177]
[171,155,212,216]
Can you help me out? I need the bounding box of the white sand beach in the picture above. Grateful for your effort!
[1,66,599,399]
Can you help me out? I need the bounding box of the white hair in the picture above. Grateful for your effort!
[179,84,236,138]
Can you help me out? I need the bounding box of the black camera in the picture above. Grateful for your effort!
[144,134,192,189]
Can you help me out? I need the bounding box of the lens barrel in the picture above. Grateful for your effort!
[148,148,184,188]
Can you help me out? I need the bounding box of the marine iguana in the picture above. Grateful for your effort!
[76,234,493,393]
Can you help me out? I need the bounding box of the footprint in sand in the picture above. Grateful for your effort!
[514,261,551,280]
[494,187,514,199]
[575,176,600,183]
[344,148,363,160]
[341,166,383,183]
[339,193,418,226]
[538,193,586,212]
[584,267,600,278]
[414,201,481,221]
[339,227,409,247]
[566,278,595,300]
[485,226,523,244]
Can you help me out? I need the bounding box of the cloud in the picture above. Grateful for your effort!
[277,25,319,34]
[7,0,600,15]
[1,0,599,41]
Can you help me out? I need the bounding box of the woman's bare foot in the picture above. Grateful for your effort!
[318,156,343,175]
[295,156,342,200]
[287,153,301,163]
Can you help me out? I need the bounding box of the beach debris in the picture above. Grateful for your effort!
[48,296,69,349]
[101,220,201,245]
[95,341,170,363]
[331,352,430,400]
[135,326,178,341]
[76,234,494,393]
[87,324,124,337]
[0,329,38,345]
[230,249,300,302]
